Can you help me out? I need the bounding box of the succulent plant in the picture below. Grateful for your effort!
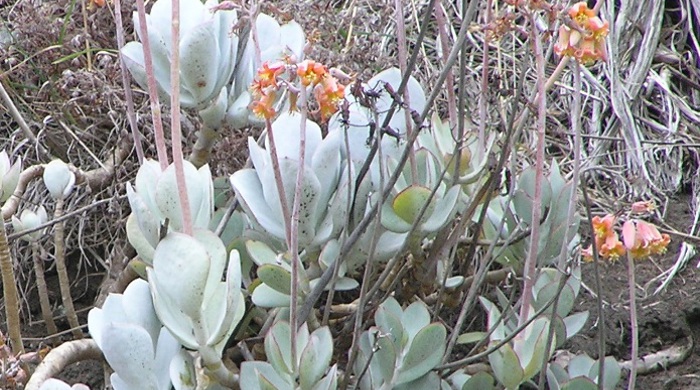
[121,0,239,110]
[0,150,20,203]
[240,320,338,390]
[546,353,621,390]
[378,148,462,243]
[126,159,213,264]
[474,267,588,390]
[11,205,48,242]
[147,230,244,354]
[230,111,348,252]
[483,160,580,268]
[418,113,497,189]
[354,297,447,389]
[88,279,181,390]
[328,67,426,140]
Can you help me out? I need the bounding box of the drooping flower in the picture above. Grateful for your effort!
[555,2,608,64]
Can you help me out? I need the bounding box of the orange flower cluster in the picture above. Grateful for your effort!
[582,214,671,262]
[250,61,285,119]
[249,59,345,121]
[554,2,609,64]
[296,60,345,121]
[622,220,671,260]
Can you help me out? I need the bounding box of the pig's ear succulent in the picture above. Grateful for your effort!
[547,353,621,390]
[88,279,181,390]
[240,321,338,390]
[126,159,214,264]
[147,230,244,354]
[354,297,447,389]
[483,160,580,268]
[230,111,346,252]
[121,0,239,110]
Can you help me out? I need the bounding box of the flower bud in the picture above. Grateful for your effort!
[12,206,48,242]
[43,159,76,200]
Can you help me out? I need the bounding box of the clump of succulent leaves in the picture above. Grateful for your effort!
[547,353,621,390]
[230,68,433,308]
[240,320,338,389]
[353,297,447,389]
[483,160,580,268]
[470,267,589,389]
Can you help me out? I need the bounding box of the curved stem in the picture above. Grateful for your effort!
[32,241,58,342]
[24,339,103,390]
[0,217,24,354]
[54,198,82,339]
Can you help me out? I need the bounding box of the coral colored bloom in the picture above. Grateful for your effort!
[253,61,285,92]
[297,60,328,87]
[620,220,671,260]
[569,2,595,25]
[251,90,277,119]
[592,214,615,239]
[631,200,656,214]
[555,2,608,64]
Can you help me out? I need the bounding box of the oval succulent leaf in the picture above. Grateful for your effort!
[392,185,434,225]
[396,323,446,385]
[258,264,292,295]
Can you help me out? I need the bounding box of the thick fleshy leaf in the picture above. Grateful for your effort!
[169,349,196,390]
[265,321,293,375]
[252,283,291,308]
[299,326,333,389]
[392,185,435,225]
[43,159,75,200]
[396,323,446,385]
[279,21,305,59]
[374,304,404,346]
[563,311,589,339]
[588,356,621,390]
[231,169,286,240]
[151,232,210,320]
[240,361,291,390]
[179,20,220,106]
[402,301,431,341]
[488,342,524,390]
[421,185,461,233]
[258,264,292,295]
[102,324,158,387]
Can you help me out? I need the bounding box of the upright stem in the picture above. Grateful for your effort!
[626,253,638,389]
[169,0,193,236]
[0,219,24,353]
[32,241,58,342]
[135,0,168,168]
[289,88,309,373]
[393,0,417,182]
[54,198,82,339]
[113,0,144,165]
[265,118,292,246]
[519,11,547,326]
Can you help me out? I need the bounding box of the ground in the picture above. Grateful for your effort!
[1,0,699,389]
